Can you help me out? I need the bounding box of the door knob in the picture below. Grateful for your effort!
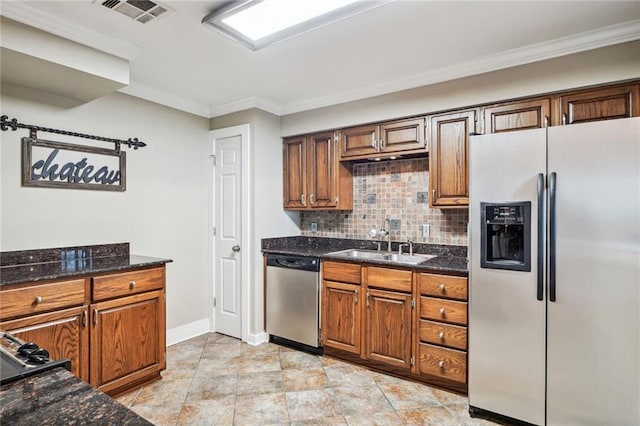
[232,245,241,252]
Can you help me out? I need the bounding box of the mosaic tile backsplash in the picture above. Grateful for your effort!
[300,158,469,246]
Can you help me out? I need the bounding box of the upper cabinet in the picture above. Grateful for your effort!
[482,98,550,134]
[429,109,477,208]
[339,117,426,161]
[557,83,640,125]
[283,132,353,210]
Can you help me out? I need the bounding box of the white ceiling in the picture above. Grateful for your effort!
[1,1,639,118]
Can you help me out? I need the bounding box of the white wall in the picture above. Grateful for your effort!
[281,41,640,136]
[0,84,211,332]
[211,109,299,337]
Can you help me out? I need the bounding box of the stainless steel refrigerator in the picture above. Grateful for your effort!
[468,117,639,425]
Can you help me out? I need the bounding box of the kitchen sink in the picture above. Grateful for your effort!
[327,249,436,265]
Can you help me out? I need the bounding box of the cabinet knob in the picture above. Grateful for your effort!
[440,284,445,292]
[35,296,43,304]
[439,308,445,316]
[129,280,136,289]
[438,360,445,369]
[439,332,445,340]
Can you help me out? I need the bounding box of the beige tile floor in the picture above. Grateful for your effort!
[117,333,496,425]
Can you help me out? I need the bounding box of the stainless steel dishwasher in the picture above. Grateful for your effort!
[265,254,321,353]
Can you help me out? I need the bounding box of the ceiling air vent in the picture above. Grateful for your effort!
[98,0,172,24]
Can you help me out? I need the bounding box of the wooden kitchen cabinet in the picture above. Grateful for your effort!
[283,132,353,210]
[90,289,165,396]
[417,272,469,389]
[1,305,90,381]
[429,109,477,208]
[322,261,362,354]
[339,117,426,160]
[482,98,550,134]
[0,265,166,397]
[365,288,412,370]
[322,280,362,355]
[556,83,640,125]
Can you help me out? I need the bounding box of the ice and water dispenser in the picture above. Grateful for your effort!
[480,202,531,271]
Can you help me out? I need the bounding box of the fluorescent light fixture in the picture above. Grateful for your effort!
[202,0,393,50]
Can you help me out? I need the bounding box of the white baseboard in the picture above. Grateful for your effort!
[245,331,269,346]
[166,318,211,346]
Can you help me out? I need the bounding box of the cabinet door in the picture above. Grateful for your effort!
[379,117,426,155]
[339,124,379,159]
[365,288,412,370]
[283,136,307,209]
[1,306,89,381]
[559,84,639,125]
[483,98,550,134]
[429,110,476,207]
[322,281,361,355]
[307,132,337,208]
[90,290,165,395]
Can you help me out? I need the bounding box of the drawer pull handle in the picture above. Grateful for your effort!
[439,332,445,340]
[35,296,43,304]
[130,280,136,289]
[93,309,98,326]
[440,284,445,292]
[354,289,359,304]
[440,308,445,316]
[438,360,445,369]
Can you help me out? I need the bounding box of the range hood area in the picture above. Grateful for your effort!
[0,17,129,104]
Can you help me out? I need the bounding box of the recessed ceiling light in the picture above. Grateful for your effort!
[202,0,393,50]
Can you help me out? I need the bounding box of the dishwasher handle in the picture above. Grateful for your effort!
[266,254,320,272]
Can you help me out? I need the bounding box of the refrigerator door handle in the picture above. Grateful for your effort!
[536,173,544,301]
[549,172,557,302]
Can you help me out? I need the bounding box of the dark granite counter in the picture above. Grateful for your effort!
[0,367,152,425]
[0,243,172,286]
[262,236,467,276]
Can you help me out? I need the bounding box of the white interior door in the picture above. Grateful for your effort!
[214,135,242,338]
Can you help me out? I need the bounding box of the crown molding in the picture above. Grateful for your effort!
[118,82,211,117]
[0,1,140,60]
[279,20,640,115]
[208,96,282,118]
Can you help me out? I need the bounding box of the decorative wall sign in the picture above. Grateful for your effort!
[22,138,126,191]
[1,115,146,192]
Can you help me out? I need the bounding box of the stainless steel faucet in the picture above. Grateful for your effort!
[379,218,392,252]
[398,240,413,255]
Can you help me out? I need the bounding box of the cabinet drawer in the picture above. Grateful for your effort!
[420,297,467,325]
[419,343,467,384]
[366,266,412,292]
[419,320,467,351]
[419,274,467,300]
[0,279,86,320]
[92,267,165,301]
[323,261,361,285]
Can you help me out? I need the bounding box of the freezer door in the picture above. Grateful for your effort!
[468,128,546,425]
[547,117,640,425]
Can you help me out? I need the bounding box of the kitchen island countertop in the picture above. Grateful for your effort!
[0,367,152,425]
[0,243,172,286]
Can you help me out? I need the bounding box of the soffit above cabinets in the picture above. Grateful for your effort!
[0,17,130,104]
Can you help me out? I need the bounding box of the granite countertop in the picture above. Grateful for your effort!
[262,236,467,276]
[0,243,172,286]
[0,367,152,425]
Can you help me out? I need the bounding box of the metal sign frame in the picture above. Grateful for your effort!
[22,137,126,192]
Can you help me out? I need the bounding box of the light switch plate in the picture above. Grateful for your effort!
[311,222,318,233]
[422,224,430,238]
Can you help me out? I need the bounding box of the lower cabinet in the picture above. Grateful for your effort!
[0,266,166,397]
[365,288,412,370]
[90,290,165,395]
[322,281,361,355]
[1,305,90,381]
[321,261,468,393]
